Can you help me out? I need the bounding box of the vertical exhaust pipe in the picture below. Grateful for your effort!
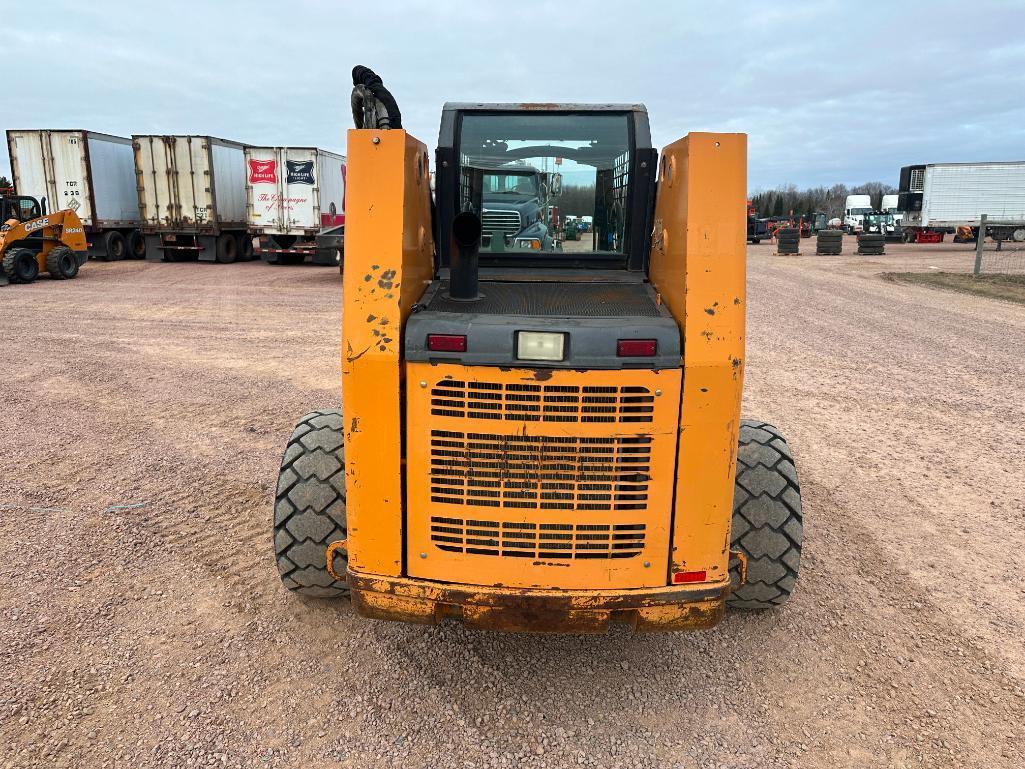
[449,211,482,301]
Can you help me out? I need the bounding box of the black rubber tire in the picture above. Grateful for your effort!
[126,230,146,259]
[236,232,254,260]
[103,230,126,261]
[273,409,349,598]
[215,233,238,264]
[728,419,803,610]
[45,246,80,279]
[3,248,39,283]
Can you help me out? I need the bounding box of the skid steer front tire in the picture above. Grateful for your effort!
[728,419,803,610]
[273,409,349,598]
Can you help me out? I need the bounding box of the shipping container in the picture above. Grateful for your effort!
[898,161,1025,242]
[133,135,253,263]
[6,129,143,260]
[245,146,345,266]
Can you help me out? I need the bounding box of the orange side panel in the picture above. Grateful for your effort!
[341,130,434,576]
[648,133,747,580]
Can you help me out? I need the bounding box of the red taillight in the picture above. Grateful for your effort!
[672,570,707,584]
[617,339,657,357]
[427,334,467,352]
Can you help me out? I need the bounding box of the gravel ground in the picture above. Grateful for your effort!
[1,242,1023,769]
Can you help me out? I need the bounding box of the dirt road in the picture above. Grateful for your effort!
[1,242,1022,768]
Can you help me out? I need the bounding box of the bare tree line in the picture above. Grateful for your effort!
[553,185,595,218]
[751,182,896,219]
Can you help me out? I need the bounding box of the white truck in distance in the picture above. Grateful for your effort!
[881,194,903,225]
[843,194,872,233]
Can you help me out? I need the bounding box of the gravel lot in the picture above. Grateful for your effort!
[2,240,1023,768]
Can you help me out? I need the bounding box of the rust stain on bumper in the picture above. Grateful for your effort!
[348,570,727,633]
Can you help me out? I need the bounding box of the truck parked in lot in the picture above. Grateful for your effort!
[843,194,873,233]
[133,135,252,263]
[7,130,143,260]
[897,162,1025,243]
[479,165,554,252]
[245,147,345,265]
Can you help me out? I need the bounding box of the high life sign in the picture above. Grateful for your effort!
[248,159,277,184]
[286,160,316,186]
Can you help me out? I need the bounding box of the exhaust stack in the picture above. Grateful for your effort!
[449,211,483,301]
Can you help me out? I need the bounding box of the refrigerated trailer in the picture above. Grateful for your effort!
[133,135,253,263]
[245,146,345,265]
[898,162,1025,243]
[6,130,143,260]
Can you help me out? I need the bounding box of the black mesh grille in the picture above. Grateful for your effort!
[426,281,662,317]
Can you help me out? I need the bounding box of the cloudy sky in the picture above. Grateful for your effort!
[4,0,1024,192]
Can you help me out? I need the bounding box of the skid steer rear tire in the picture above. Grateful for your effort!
[46,246,80,279]
[273,409,349,598]
[728,419,803,610]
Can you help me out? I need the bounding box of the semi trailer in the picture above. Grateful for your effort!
[897,162,1025,243]
[6,130,143,260]
[245,146,346,265]
[133,135,253,263]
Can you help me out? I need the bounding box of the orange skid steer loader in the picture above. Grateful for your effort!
[0,192,88,286]
[271,67,804,633]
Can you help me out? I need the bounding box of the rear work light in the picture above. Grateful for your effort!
[617,339,657,357]
[427,334,467,352]
[672,570,707,584]
[517,331,566,362]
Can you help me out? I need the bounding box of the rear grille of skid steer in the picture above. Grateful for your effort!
[428,430,652,511]
[406,363,680,588]
[430,517,646,559]
[430,380,655,423]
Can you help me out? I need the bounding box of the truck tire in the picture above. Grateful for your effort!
[103,230,126,261]
[46,246,80,279]
[126,231,146,259]
[215,233,238,264]
[236,232,254,260]
[3,248,39,284]
[273,409,349,598]
[728,419,803,610]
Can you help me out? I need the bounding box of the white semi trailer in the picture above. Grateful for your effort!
[897,162,1025,243]
[245,146,345,265]
[133,135,252,263]
[6,130,143,260]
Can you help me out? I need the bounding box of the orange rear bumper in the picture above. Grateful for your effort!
[347,570,728,633]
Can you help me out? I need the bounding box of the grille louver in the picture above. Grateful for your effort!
[430,516,646,559]
[481,209,522,235]
[431,380,654,423]
[429,431,651,511]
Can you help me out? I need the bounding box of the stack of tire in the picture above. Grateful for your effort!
[816,229,843,255]
[776,227,800,255]
[857,232,885,256]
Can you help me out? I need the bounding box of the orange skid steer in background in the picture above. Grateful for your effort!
[0,193,88,286]
[270,67,805,633]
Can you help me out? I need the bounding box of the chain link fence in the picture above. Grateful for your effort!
[974,215,1025,275]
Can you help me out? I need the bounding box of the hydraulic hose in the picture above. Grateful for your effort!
[350,66,402,129]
